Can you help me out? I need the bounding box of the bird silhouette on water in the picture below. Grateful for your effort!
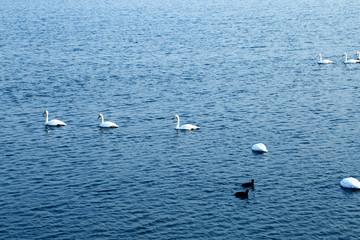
[242,179,255,189]
[235,189,249,199]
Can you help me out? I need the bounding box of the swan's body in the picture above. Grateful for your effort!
[317,53,334,64]
[252,143,268,153]
[172,114,199,130]
[98,114,119,128]
[43,110,66,126]
[356,51,360,60]
[340,177,360,189]
[343,53,360,64]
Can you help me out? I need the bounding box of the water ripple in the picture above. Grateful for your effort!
[1,0,360,239]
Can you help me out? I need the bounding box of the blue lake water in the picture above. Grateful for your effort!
[1,0,360,239]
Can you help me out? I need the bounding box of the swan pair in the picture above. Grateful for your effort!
[317,53,360,64]
[43,111,118,128]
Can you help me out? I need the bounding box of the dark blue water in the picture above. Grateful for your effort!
[1,0,360,239]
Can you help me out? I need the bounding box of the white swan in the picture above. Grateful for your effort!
[98,113,119,128]
[172,114,199,130]
[356,51,360,60]
[343,53,360,64]
[251,143,268,153]
[43,110,66,126]
[317,53,334,64]
[340,177,360,189]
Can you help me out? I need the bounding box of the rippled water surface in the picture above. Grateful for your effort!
[1,0,360,239]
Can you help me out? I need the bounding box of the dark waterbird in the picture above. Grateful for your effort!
[235,190,249,199]
[242,179,255,189]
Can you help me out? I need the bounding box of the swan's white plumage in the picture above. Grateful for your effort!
[43,110,66,126]
[98,114,119,128]
[317,53,334,64]
[356,51,360,60]
[343,53,360,64]
[340,177,360,189]
[172,114,199,130]
[251,143,268,153]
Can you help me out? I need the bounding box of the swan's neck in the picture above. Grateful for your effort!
[100,114,104,124]
[45,111,49,123]
[176,115,180,128]
[319,55,322,62]
[344,54,347,62]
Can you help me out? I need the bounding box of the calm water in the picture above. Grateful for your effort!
[1,0,360,239]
